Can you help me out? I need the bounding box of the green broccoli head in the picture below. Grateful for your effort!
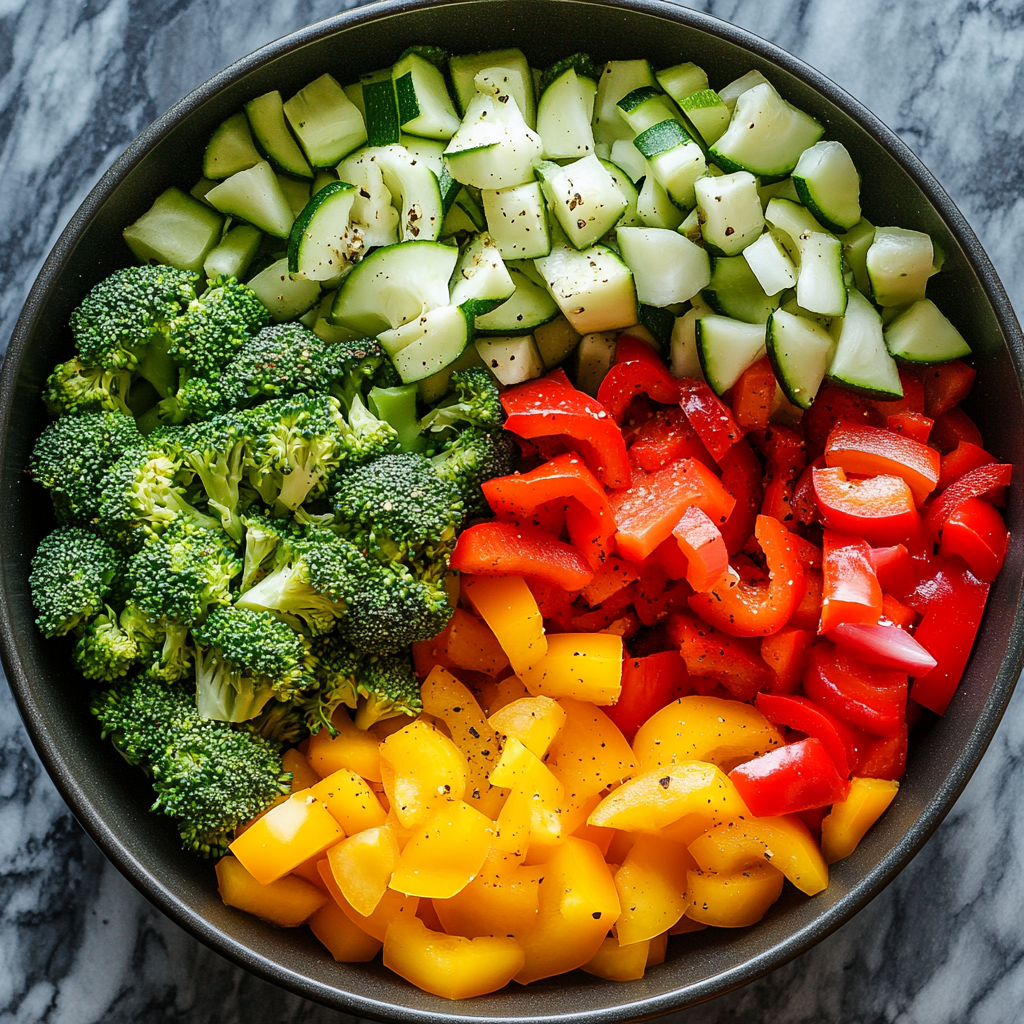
[72,606,140,681]
[42,358,133,418]
[353,649,422,730]
[317,337,387,413]
[337,393,400,466]
[30,410,143,525]
[91,675,292,857]
[419,367,505,437]
[432,425,516,518]
[302,631,362,734]
[246,700,310,746]
[28,526,122,637]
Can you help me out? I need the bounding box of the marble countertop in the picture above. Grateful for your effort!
[2,1,1024,1021]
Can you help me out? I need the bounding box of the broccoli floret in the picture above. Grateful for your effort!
[246,700,310,745]
[239,513,293,593]
[192,606,311,723]
[432,425,516,518]
[419,367,505,437]
[337,393,400,465]
[354,650,422,729]
[30,411,143,525]
[72,606,140,681]
[42,357,133,417]
[154,375,224,427]
[28,526,122,637]
[302,632,362,734]
[91,675,292,857]
[318,337,387,413]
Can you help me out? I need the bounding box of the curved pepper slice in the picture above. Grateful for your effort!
[820,776,900,864]
[678,380,742,461]
[501,379,631,488]
[731,356,776,432]
[824,423,940,505]
[717,437,764,556]
[755,693,860,777]
[938,496,1008,582]
[666,612,773,700]
[813,466,921,546]
[628,407,713,472]
[938,441,996,491]
[450,521,594,591]
[820,530,883,633]
[598,354,680,421]
[924,462,1013,540]
[920,359,976,417]
[931,407,983,453]
[673,506,729,592]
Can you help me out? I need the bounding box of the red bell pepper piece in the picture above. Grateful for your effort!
[938,441,995,491]
[791,457,823,526]
[820,530,883,633]
[597,358,680,422]
[910,560,990,714]
[828,622,937,675]
[606,650,690,740]
[678,380,742,461]
[628,407,713,472]
[729,737,849,816]
[634,575,692,626]
[672,506,729,592]
[689,515,805,637]
[881,593,916,630]
[813,466,921,545]
[609,458,735,562]
[544,367,574,389]
[803,384,883,460]
[857,725,908,781]
[938,496,1008,582]
[501,379,631,489]
[667,612,773,700]
[731,356,776,431]
[804,643,908,737]
[571,581,638,632]
[615,334,661,367]
[792,534,823,570]
[647,536,691,580]
[824,422,940,505]
[885,411,934,445]
[755,693,860,777]
[717,437,764,556]
[789,567,824,631]
[525,577,575,630]
[450,522,594,591]
[869,544,914,598]
[760,627,816,694]
[874,368,926,417]
[580,556,641,607]
[930,407,983,454]
[924,462,1012,540]
[921,359,976,417]
[752,425,806,527]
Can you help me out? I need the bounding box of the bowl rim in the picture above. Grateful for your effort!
[3,0,1024,1020]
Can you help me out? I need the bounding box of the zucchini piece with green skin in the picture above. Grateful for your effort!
[757,177,800,208]
[670,302,711,380]
[792,141,862,233]
[481,181,550,258]
[656,62,709,106]
[593,60,658,146]
[601,159,643,228]
[766,308,834,409]
[636,165,684,229]
[572,330,618,395]
[634,119,706,210]
[475,333,545,385]
[379,304,474,383]
[764,197,827,259]
[703,255,780,325]
[284,74,367,166]
[535,243,638,335]
[399,135,447,178]
[795,231,847,317]
[449,49,536,125]
[475,265,559,334]
[696,314,768,394]
[866,226,934,307]
[287,181,359,281]
[827,287,903,398]
[616,226,710,306]
[205,161,295,239]
[710,83,823,178]
[742,232,797,297]
[449,233,516,316]
[718,70,771,112]
[329,239,458,335]
[535,155,627,250]
[679,90,730,147]
[883,299,972,363]
[203,112,262,180]
[694,171,764,256]
[392,52,461,140]
[442,186,488,238]
[360,69,401,147]
[638,305,675,356]
[417,343,488,403]
[617,87,683,136]
[841,218,875,295]
[123,187,224,273]
[310,169,337,197]
[247,257,321,322]
[540,53,598,94]
[370,144,443,242]
[336,149,401,249]
[245,91,313,179]
[534,315,582,369]
[609,139,646,184]
[204,224,262,282]
[537,68,596,159]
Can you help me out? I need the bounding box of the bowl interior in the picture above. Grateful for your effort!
[2,1,1023,1021]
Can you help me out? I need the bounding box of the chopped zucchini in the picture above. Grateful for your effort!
[536,155,627,249]
[336,148,402,249]
[696,314,768,394]
[593,60,658,146]
[475,333,545,385]
[634,119,706,209]
[475,265,559,334]
[694,170,765,256]
[616,226,711,306]
[481,181,551,259]
[392,51,461,140]
[449,233,516,316]
[206,160,295,238]
[287,181,359,281]
[679,89,731,147]
[450,49,537,126]
[379,304,472,383]
[792,140,861,233]
[703,255,780,325]
[766,308,834,409]
[742,231,797,297]
[247,257,321,322]
[534,315,582,369]
[827,287,902,397]
[537,67,596,159]
[123,186,223,272]
[535,243,638,334]
[283,74,367,165]
[656,62,710,105]
[884,299,972,363]
[866,226,934,306]
[203,112,262,180]
[245,91,313,179]
[203,224,262,282]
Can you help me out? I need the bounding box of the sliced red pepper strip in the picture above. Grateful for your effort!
[605,650,690,740]
[628,407,713,472]
[824,423,940,505]
[868,544,914,598]
[803,384,883,460]
[789,567,824,631]
[634,575,692,627]
[923,462,1012,540]
[813,466,921,546]
[820,530,883,634]
[646,535,691,580]
[544,367,574,388]
[885,411,933,445]
[673,506,729,592]
[828,622,937,676]
[731,356,776,431]
[938,441,995,491]
[678,380,742,461]
[752,425,806,528]
[761,627,816,694]
[666,612,773,700]
[615,334,662,367]
[579,556,641,607]
[501,379,631,489]
[791,456,823,526]
[525,577,575,630]
[881,593,916,630]
[803,643,908,738]
[755,693,859,777]
[729,737,849,816]
[921,359,976,417]
[856,724,908,781]
[930,407,983,454]
[717,437,763,556]
[938,496,1008,582]
[688,515,804,637]
[874,368,925,417]
[609,457,735,562]
[597,359,680,422]
[449,521,594,591]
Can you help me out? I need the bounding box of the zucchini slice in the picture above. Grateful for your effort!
[379,304,473,383]
[742,231,797,297]
[204,224,262,282]
[287,181,359,281]
[694,170,765,256]
[593,59,658,146]
[475,333,545,386]
[336,149,401,249]
[609,139,647,184]
[679,89,730,147]
[399,135,447,178]
[246,257,321,322]
[537,67,596,159]
[536,155,627,249]
[475,265,559,334]
[766,308,834,409]
[669,303,710,381]
[793,140,862,233]
[696,314,768,394]
[534,315,582,369]
[450,49,537,126]
[703,255,780,325]
[601,159,643,227]
[884,299,972,363]
[481,181,551,258]
[827,287,903,397]
[636,167,684,229]
[442,186,488,239]
[616,226,710,306]
[245,91,313,179]
[371,144,443,242]
[283,74,367,166]
[392,51,461,141]
[205,160,295,238]
[634,119,706,209]
[866,226,934,307]
[718,70,771,111]
[449,233,516,316]
[122,187,223,273]
[203,112,262,180]
[617,86,683,136]
[841,218,875,295]
[656,62,710,106]
[794,230,847,318]
[360,69,402,147]
[535,243,638,335]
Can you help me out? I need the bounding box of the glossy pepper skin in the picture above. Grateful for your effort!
[813,466,920,546]
[755,692,861,777]
[819,531,883,634]
[678,380,742,461]
[924,462,1012,540]
[824,423,940,505]
[597,337,680,421]
[938,496,1009,582]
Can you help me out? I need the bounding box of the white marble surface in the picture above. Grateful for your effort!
[2,1,1024,1021]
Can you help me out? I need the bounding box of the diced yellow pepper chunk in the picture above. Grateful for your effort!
[614,834,695,945]
[647,931,668,966]
[379,720,468,828]
[489,737,564,856]
[477,674,531,716]
[632,696,784,773]
[216,855,326,927]
[291,853,329,891]
[308,898,383,961]
[581,935,651,981]
[443,607,511,677]
[229,791,343,885]
[463,574,547,676]
[327,825,401,916]
[283,747,322,792]
[688,815,828,895]
[685,863,784,927]
[520,633,623,704]
[489,695,567,759]
[821,777,899,864]
[383,916,525,1000]
[306,708,382,781]
[390,800,496,899]
[317,861,419,942]
[310,768,388,834]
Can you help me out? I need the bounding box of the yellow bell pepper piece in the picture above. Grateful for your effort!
[581,935,651,981]
[310,768,388,835]
[821,777,899,864]
[327,824,401,916]
[477,674,532,715]
[379,720,468,828]
[433,848,540,938]
[283,747,321,792]
[229,791,343,885]
[647,930,668,966]
[685,863,784,927]
[317,860,419,942]
[390,800,496,899]
[216,855,326,927]
[306,708,382,781]
[515,837,621,984]
[463,574,547,676]
[633,696,784,773]
[614,834,695,944]
[291,853,329,891]
[444,607,511,677]
[688,815,828,895]
[309,898,383,962]
[520,633,623,704]
[489,695,567,759]
[489,737,565,856]
[383,915,525,1000]
[571,801,616,857]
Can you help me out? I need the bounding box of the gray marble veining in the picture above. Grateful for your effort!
[2,1,1024,1021]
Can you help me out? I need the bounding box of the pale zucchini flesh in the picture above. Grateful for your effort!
[535,243,638,334]
[379,304,472,383]
[203,112,262,180]
[866,226,934,307]
[247,257,321,322]
[766,308,834,409]
[284,74,368,166]
[696,314,768,394]
[537,68,596,159]
[475,265,559,334]
[245,91,313,179]
[536,154,627,249]
[794,230,847,317]
[449,233,516,315]
[450,49,537,126]
[204,224,262,282]
[703,255,780,325]
[475,333,545,385]
[742,231,797,296]
[616,226,711,306]
[827,287,903,397]
[792,140,861,233]
[884,298,972,363]
[123,186,224,273]
[392,52,462,140]
[656,62,710,106]
[206,160,296,239]
[694,170,765,256]
[680,89,731,146]
[287,181,359,281]
[481,181,551,258]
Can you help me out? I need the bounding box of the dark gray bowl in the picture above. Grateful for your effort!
[2,0,1022,1020]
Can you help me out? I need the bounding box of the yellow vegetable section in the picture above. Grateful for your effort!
[310,769,388,834]
[379,721,468,828]
[490,737,565,856]
[614,835,694,944]
[488,695,566,757]
[309,899,383,962]
[216,855,326,927]
[582,936,651,982]
[821,777,900,864]
[433,849,540,939]
[327,825,401,915]
[686,863,785,928]
[463,574,547,676]
[520,633,624,704]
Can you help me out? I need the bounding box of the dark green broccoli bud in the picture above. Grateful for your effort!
[91,675,292,857]
[337,393,400,465]
[119,601,165,665]
[432,426,516,518]
[28,526,122,637]
[29,410,143,525]
[302,632,362,734]
[354,649,422,730]
[192,605,312,723]
[246,700,310,745]
[540,52,598,93]
[317,337,386,414]
[166,375,225,423]
[72,606,140,681]
[239,513,294,593]
[330,452,463,569]
[419,367,505,437]
[373,359,403,390]
[42,357,133,417]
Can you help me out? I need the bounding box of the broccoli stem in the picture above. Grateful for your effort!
[368,385,428,453]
